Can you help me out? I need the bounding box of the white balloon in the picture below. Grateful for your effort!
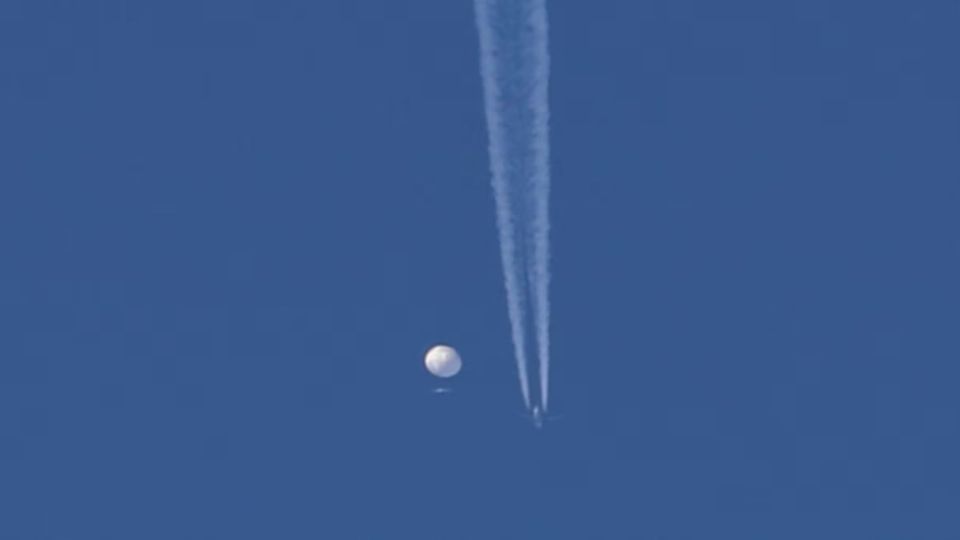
[424,345,462,378]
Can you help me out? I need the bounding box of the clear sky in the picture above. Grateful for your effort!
[1,0,958,538]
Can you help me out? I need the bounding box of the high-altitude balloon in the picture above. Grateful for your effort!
[424,345,462,378]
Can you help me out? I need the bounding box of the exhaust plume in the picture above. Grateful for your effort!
[474,0,551,413]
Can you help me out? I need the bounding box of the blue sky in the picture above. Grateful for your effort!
[1,0,958,538]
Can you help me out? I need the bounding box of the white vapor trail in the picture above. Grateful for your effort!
[474,0,551,413]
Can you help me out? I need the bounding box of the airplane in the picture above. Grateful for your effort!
[531,406,545,428]
[525,405,559,429]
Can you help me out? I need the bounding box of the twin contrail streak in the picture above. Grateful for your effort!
[474,0,551,415]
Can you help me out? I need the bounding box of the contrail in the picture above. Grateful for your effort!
[474,0,551,414]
